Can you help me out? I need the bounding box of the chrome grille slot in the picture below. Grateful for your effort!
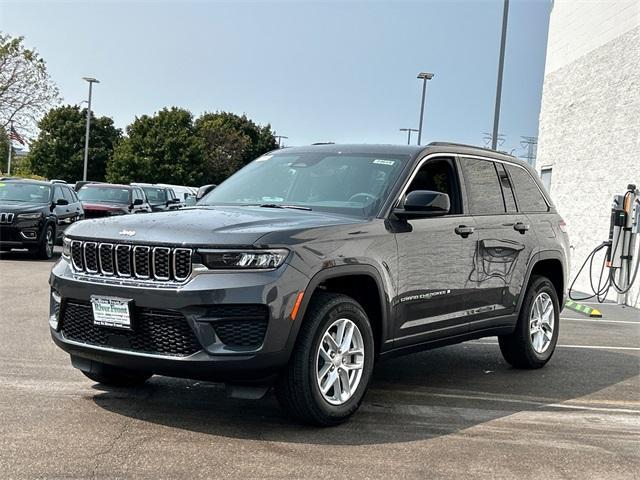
[68,241,192,284]
[152,247,171,280]
[133,246,151,279]
[115,245,132,277]
[83,242,98,273]
[71,240,84,270]
[173,248,192,281]
[98,243,114,275]
[0,212,15,224]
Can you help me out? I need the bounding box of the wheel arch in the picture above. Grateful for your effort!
[287,265,390,357]
[518,251,566,313]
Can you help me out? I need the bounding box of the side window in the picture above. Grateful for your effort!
[540,167,552,193]
[460,158,505,215]
[496,164,517,213]
[505,164,549,213]
[404,157,461,214]
[53,186,64,202]
[62,187,75,204]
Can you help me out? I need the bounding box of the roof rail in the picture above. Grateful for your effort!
[311,142,335,145]
[427,141,516,157]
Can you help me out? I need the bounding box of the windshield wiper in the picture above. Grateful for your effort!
[258,203,312,211]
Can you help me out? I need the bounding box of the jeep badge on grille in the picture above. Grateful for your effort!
[119,229,136,237]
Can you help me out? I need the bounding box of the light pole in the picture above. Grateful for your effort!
[416,72,434,145]
[399,128,419,145]
[82,77,100,181]
[492,0,509,150]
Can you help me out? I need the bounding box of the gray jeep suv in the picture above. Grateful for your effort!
[49,143,569,426]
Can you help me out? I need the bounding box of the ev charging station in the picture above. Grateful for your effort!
[570,184,640,306]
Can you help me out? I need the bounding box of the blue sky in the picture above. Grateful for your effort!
[2,0,551,156]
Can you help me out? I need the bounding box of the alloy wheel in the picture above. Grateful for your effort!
[529,292,554,354]
[315,318,365,405]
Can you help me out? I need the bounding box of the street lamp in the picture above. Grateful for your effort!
[82,77,100,181]
[416,72,434,145]
[399,128,419,145]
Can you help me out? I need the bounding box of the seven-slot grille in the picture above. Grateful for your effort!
[70,240,192,282]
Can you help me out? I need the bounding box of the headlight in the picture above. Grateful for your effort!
[17,212,43,220]
[62,236,71,259]
[199,249,289,270]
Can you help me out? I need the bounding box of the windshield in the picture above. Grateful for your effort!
[0,182,51,203]
[142,187,168,204]
[199,152,407,217]
[78,186,130,204]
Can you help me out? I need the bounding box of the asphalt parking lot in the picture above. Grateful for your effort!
[0,250,638,479]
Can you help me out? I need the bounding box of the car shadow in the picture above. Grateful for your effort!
[0,247,61,262]
[91,342,638,445]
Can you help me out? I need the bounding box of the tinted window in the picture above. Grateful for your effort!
[78,186,131,204]
[405,157,461,214]
[62,187,75,203]
[53,186,65,202]
[461,158,505,215]
[506,164,549,212]
[496,164,517,213]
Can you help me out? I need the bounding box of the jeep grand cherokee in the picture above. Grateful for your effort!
[49,143,569,426]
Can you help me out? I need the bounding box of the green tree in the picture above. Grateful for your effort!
[195,112,277,184]
[28,105,121,182]
[0,33,59,134]
[107,107,203,185]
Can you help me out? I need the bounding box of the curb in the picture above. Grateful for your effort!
[564,299,603,318]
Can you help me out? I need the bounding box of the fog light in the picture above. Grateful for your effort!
[20,230,37,239]
[49,289,61,330]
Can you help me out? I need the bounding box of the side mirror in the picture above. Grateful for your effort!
[55,198,69,206]
[394,190,450,219]
[133,198,144,206]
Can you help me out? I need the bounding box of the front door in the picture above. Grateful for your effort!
[392,156,477,347]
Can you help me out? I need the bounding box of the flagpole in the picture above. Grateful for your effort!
[6,120,12,176]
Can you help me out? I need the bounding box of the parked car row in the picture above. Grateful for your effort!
[0,178,213,258]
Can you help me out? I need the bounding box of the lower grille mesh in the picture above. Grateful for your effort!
[207,305,268,348]
[60,300,201,357]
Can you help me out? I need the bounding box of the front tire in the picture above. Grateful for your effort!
[33,224,54,259]
[81,362,152,387]
[498,275,560,369]
[276,292,375,426]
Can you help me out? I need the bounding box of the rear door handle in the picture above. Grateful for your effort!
[455,225,475,238]
[514,222,530,233]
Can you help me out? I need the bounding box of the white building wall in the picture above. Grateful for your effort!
[536,0,640,306]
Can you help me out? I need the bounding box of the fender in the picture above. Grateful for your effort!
[282,264,391,357]
[516,248,567,314]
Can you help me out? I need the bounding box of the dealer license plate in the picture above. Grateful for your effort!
[91,295,132,330]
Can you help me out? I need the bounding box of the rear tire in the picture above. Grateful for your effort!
[498,275,560,369]
[276,292,375,426]
[81,362,152,387]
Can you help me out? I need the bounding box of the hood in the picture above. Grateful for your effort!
[65,205,363,246]
[0,201,49,213]
[81,202,128,211]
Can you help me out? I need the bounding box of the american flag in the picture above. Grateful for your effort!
[9,125,26,145]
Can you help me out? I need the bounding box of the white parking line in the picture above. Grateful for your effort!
[561,317,639,325]
[473,341,640,351]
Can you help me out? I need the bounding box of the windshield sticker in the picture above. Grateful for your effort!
[373,159,395,166]
[255,154,273,162]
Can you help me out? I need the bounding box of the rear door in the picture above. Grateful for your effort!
[459,156,536,330]
[392,156,478,346]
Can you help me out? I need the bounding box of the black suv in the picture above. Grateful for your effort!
[49,143,569,425]
[0,179,83,258]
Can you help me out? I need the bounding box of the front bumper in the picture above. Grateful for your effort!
[0,220,44,248]
[49,257,309,381]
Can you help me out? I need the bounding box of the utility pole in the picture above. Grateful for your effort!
[520,136,538,166]
[399,128,419,145]
[6,120,13,175]
[492,0,509,150]
[416,72,434,145]
[82,77,100,181]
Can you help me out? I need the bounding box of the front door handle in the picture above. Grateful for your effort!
[455,225,475,238]
[514,222,530,234]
